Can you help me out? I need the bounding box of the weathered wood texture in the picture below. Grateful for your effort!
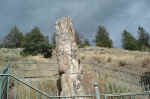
[55,17,84,97]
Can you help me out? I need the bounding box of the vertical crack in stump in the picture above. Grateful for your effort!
[55,17,84,98]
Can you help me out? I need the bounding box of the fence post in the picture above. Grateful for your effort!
[94,82,100,99]
[22,74,24,99]
[7,62,10,99]
[36,91,39,99]
[14,76,17,99]
[29,80,32,99]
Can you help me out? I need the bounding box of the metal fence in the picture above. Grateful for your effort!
[1,63,150,99]
[0,63,95,99]
[94,82,150,99]
[0,73,95,99]
[0,64,9,99]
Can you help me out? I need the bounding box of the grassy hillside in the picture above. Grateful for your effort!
[79,47,150,93]
[0,48,22,69]
[1,47,150,94]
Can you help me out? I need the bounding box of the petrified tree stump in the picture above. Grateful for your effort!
[55,17,84,97]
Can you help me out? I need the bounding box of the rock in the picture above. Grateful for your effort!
[55,16,84,97]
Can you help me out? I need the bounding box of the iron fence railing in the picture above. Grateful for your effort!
[100,92,150,99]
[0,73,95,99]
[1,63,150,99]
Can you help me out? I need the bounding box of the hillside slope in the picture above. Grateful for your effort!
[79,47,150,93]
[0,47,150,93]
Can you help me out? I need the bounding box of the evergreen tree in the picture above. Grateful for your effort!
[0,43,3,48]
[95,25,113,48]
[122,30,138,50]
[22,26,52,58]
[52,32,56,49]
[3,26,23,48]
[137,26,150,50]
[75,31,82,47]
[81,38,90,47]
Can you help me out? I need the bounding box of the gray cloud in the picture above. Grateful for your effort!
[0,0,149,47]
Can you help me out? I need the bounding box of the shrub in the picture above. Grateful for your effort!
[81,56,85,60]
[119,60,127,67]
[107,57,112,62]
[142,57,150,68]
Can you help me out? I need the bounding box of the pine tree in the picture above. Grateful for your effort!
[122,30,138,50]
[22,26,52,58]
[52,32,56,49]
[3,26,23,48]
[0,43,3,48]
[81,38,90,47]
[75,31,82,47]
[137,26,150,50]
[95,25,113,48]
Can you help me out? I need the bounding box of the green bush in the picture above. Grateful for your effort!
[119,60,127,67]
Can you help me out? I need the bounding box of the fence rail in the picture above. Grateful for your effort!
[1,63,150,99]
[0,73,95,99]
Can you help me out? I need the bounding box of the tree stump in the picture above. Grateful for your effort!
[55,16,84,97]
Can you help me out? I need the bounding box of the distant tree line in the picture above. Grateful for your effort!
[122,26,150,51]
[0,26,52,58]
[95,25,150,51]
[0,25,150,58]
[0,26,91,58]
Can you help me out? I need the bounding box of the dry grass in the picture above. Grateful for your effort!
[11,79,57,99]
[141,57,150,68]
[79,47,150,93]
[1,47,150,97]
[118,60,128,67]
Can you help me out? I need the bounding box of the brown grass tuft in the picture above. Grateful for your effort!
[142,57,150,68]
[118,60,127,67]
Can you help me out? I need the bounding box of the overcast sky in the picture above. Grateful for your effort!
[0,0,150,47]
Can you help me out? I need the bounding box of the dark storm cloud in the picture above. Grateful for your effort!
[0,0,149,47]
